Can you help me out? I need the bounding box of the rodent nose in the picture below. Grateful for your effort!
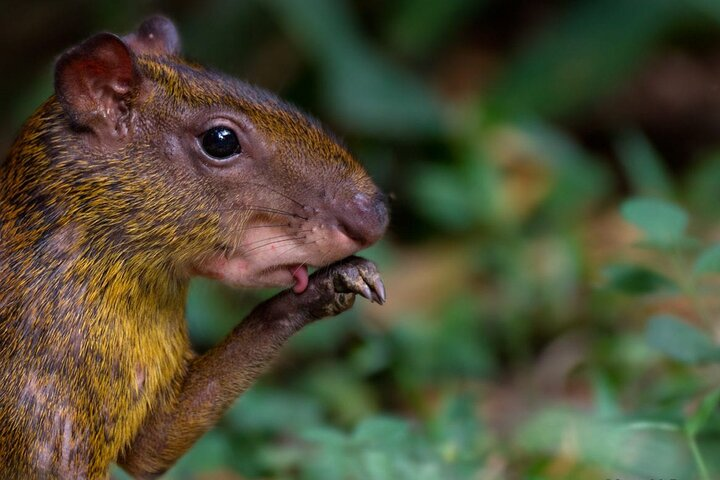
[337,192,389,248]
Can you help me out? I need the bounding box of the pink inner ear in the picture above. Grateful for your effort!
[55,33,138,128]
[76,61,132,94]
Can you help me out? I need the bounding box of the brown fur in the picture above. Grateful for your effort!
[0,17,387,479]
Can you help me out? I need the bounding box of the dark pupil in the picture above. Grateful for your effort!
[202,127,240,159]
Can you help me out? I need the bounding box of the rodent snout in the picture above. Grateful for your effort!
[335,191,389,248]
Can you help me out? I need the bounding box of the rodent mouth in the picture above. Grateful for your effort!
[259,263,309,293]
[289,264,309,293]
[192,220,365,291]
[192,253,311,292]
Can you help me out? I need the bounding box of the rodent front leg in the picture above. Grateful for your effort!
[117,256,385,479]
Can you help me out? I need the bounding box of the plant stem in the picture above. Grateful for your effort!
[687,428,710,480]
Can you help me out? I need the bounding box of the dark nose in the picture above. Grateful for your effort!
[337,191,389,247]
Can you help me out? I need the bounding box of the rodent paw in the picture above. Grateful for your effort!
[305,256,386,319]
[331,256,386,305]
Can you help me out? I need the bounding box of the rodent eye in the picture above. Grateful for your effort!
[200,126,241,160]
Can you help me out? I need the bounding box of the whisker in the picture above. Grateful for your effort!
[230,226,241,259]
[239,230,312,249]
[230,211,252,258]
[275,241,314,260]
[244,223,291,230]
[241,236,306,256]
[235,182,306,209]
[292,259,309,277]
[234,205,308,220]
[191,206,307,220]
[316,250,330,269]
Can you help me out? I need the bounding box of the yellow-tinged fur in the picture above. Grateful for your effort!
[0,96,200,477]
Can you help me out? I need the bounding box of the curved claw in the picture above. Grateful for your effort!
[375,279,386,304]
[357,282,373,301]
[356,264,386,305]
[368,275,386,305]
[329,257,386,305]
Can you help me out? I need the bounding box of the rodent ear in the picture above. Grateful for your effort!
[55,32,139,137]
[124,16,181,56]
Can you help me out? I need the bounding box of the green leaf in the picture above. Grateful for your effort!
[686,388,720,436]
[592,373,621,418]
[359,450,396,480]
[302,427,348,447]
[625,421,681,433]
[603,263,677,294]
[616,131,674,198]
[353,417,411,447]
[645,314,720,364]
[693,244,720,275]
[386,0,484,57]
[620,197,689,246]
[684,153,720,219]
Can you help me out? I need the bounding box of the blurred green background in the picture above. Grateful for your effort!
[8,0,720,479]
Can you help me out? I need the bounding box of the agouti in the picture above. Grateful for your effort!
[0,16,388,479]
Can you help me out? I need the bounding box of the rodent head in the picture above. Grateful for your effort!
[40,16,388,291]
